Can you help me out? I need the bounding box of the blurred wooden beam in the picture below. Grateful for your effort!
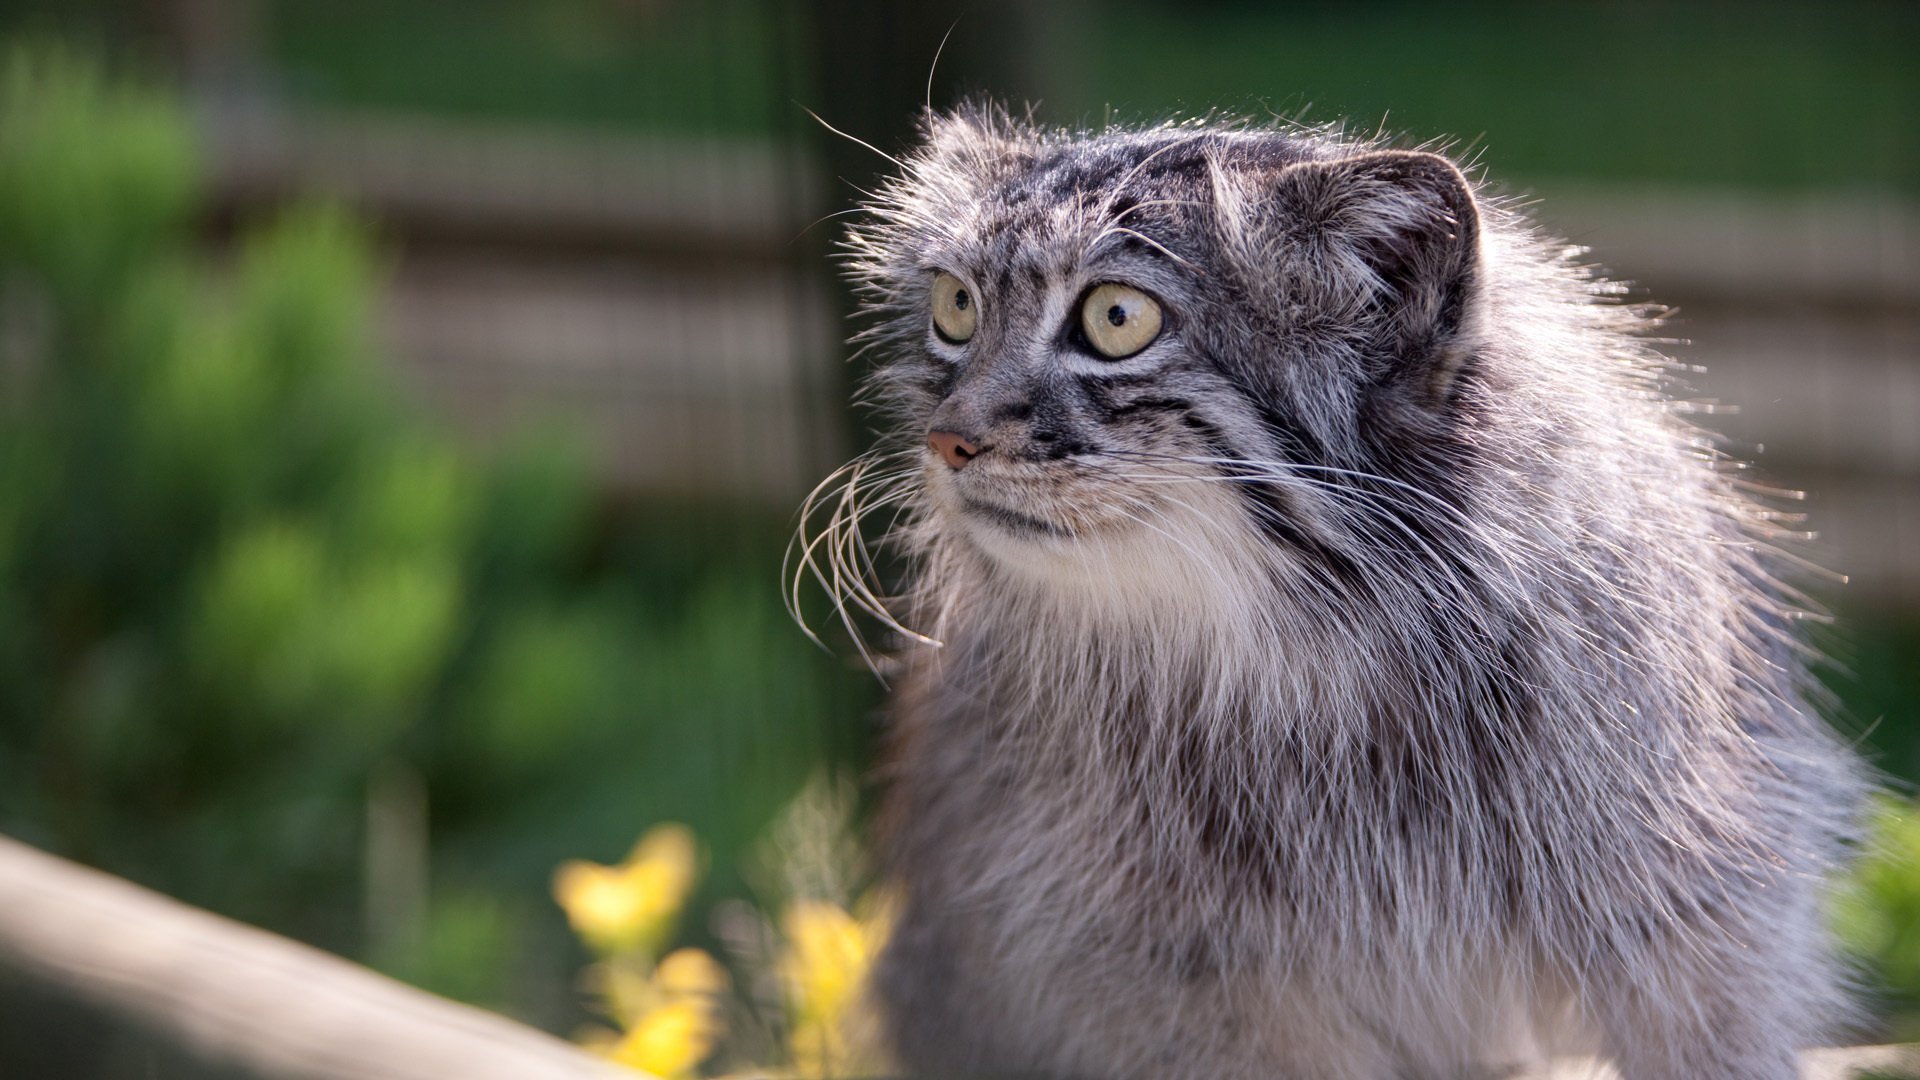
[1519,1044,1920,1079]
[199,110,819,265]
[1536,185,1920,310]
[0,834,643,1080]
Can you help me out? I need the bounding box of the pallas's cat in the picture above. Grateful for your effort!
[794,105,1864,1080]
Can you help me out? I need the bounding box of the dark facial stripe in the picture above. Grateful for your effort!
[1084,371,1170,391]
[1103,396,1194,420]
[1253,400,1330,471]
[1185,428,1366,590]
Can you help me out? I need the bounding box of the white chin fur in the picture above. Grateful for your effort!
[939,472,1277,628]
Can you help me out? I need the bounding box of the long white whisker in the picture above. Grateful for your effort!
[1090,226,1203,273]
[784,449,939,674]
[926,19,960,116]
[1093,455,1684,690]
[800,105,906,170]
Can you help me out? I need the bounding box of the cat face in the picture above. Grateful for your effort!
[846,109,1483,589]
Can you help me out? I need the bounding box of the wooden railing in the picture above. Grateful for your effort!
[0,834,644,1080]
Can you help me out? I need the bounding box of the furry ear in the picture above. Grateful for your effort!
[1270,150,1481,400]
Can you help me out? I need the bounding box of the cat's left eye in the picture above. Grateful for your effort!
[1079,283,1163,359]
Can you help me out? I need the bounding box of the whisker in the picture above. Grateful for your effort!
[785,447,940,676]
[1090,451,1690,688]
[799,105,906,170]
[1089,226,1204,273]
[926,19,961,116]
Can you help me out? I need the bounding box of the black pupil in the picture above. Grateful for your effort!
[1106,303,1127,327]
[953,289,969,311]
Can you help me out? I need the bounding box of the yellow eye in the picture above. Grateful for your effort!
[1080,283,1163,359]
[931,272,978,343]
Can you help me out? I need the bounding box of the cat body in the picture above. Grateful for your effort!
[810,106,1864,1079]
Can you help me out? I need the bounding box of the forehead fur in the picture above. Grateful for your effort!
[914,108,1351,231]
[848,104,1426,305]
[914,105,1333,199]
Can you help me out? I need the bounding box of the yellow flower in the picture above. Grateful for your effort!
[654,947,730,999]
[602,948,732,1030]
[553,824,699,957]
[603,948,731,1078]
[608,999,717,1078]
[597,956,661,1028]
[779,901,865,1023]
[778,893,895,1076]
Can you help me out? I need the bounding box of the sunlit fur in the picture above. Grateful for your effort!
[792,104,1866,1080]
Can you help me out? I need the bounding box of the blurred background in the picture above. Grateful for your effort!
[0,1,1915,1075]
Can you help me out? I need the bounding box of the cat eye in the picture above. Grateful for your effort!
[1079,283,1163,359]
[930,272,978,344]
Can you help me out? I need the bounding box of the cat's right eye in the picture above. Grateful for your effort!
[930,272,978,344]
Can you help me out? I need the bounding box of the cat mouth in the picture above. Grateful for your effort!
[935,454,1149,542]
[955,494,1076,538]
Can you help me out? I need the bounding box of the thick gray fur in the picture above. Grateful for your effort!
[793,103,1867,1080]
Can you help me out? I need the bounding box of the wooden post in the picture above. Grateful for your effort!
[0,834,644,1080]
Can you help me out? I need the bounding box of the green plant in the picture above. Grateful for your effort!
[1837,798,1920,1042]
[0,46,863,1036]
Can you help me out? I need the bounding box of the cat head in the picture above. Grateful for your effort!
[840,108,1487,591]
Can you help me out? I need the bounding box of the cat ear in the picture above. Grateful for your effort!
[1269,150,1481,400]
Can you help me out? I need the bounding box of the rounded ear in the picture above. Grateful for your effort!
[1271,149,1482,400]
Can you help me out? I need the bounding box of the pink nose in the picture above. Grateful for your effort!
[927,431,980,470]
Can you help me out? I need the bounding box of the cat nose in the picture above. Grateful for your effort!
[927,430,981,470]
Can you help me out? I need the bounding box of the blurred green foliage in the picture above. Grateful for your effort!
[268,0,795,136]
[9,1,1910,190]
[224,0,1920,193]
[1839,799,1920,1043]
[1828,616,1920,1039]
[1828,617,1920,787]
[1069,1,1920,193]
[0,47,864,1030]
